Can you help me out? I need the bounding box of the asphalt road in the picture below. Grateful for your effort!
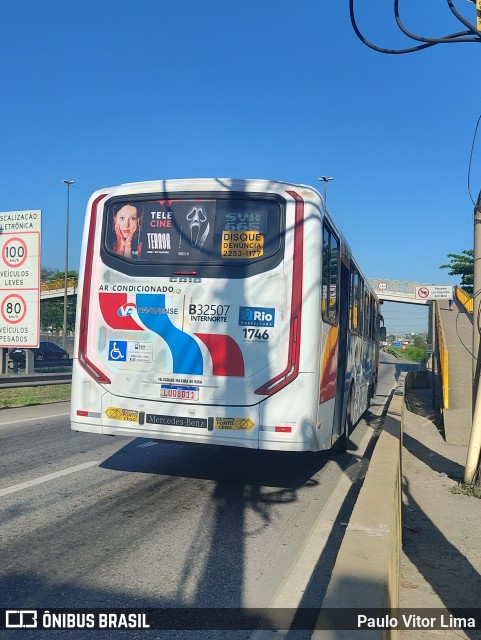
[0,353,416,639]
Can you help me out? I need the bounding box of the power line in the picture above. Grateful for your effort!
[350,0,481,55]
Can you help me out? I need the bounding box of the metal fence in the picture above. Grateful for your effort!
[455,285,473,314]
[41,277,78,292]
[435,301,449,410]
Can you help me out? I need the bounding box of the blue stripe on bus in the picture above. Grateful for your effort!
[136,294,203,375]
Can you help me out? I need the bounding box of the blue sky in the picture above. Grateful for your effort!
[0,0,479,333]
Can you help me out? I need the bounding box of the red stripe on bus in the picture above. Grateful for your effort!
[99,292,143,330]
[195,333,245,377]
[255,190,304,395]
[78,194,111,384]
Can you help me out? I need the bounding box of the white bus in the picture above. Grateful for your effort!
[71,178,383,452]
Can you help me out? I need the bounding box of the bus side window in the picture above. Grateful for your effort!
[322,224,339,325]
[350,268,360,333]
[360,290,364,337]
[370,296,376,340]
[364,290,370,339]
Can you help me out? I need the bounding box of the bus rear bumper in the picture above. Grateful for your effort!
[71,374,318,452]
[71,421,313,452]
[72,420,258,450]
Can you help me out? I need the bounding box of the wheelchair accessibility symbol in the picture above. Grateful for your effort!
[108,340,127,361]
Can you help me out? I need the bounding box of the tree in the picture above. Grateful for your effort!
[41,266,59,282]
[54,270,79,281]
[41,298,76,332]
[413,334,427,350]
[439,250,473,295]
[40,266,79,332]
[41,267,79,282]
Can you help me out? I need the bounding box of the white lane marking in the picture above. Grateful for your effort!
[0,461,99,498]
[249,425,376,640]
[0,412,70,428]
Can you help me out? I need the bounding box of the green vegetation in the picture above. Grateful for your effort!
[450,482,481,499]
[439,249,473,294]
[0,384,71,408]
[412,334,427,350]
[40,267,79,333]
[388,345,427,364]
[41,298,77,333]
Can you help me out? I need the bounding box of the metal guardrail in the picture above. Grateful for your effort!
[456,285,473,314]
[0,373,72,389]
[435,301,449,410]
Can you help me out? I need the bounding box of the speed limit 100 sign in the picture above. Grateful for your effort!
[3,237,28,267]
[0,210,41,348]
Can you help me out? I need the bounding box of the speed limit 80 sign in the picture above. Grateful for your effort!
[0,210,41,348]
[2,294,27,324]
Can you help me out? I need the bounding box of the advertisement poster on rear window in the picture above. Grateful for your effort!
[106,200,216,262]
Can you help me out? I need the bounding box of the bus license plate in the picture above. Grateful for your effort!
[161,384,199,401]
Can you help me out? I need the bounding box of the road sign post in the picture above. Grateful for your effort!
[0,210,41,374]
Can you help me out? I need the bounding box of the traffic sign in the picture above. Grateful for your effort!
[3,237,28,267]
[415,285,453,300]
[0,210,41,348]
[417,287,429,299]
[378,281,387,291]
[1,294,27,324]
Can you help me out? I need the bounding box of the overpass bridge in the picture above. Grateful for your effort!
[40,278,78,300]
[369,278,453,305]
[367,279,471,445]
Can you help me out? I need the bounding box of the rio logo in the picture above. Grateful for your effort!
[117,303,137,317]
[238,306,275,327]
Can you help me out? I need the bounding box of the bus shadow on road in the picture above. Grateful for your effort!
[99,437,338,489]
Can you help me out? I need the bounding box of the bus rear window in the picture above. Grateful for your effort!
[103,197,282,266]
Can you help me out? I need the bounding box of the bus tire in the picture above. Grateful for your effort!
[369,375,377,400]
[366,375,377,411]
[337,387,354,452]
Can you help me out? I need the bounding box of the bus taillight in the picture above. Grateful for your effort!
[78,194,111,385]
[275,425,293,433]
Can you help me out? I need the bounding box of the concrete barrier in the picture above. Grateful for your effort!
[313,385,403,640]
[405,370,429,390]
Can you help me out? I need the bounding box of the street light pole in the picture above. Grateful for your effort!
[317,176,334,205]
[62,179,74,350]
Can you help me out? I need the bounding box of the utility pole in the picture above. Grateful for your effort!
[349,0,481,483]
[455,1,481,484]
[464,191,481,483]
